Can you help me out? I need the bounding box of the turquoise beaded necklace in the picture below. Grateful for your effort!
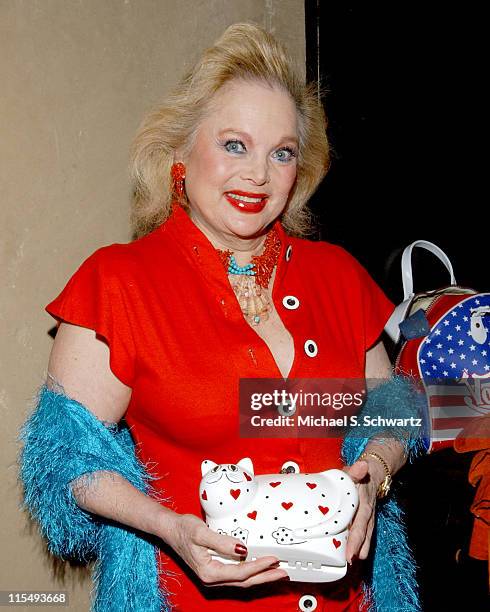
[227,256,255,276]
[216,227,281,326]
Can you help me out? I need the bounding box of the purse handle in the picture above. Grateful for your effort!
[401,240,456,300]
[384,240,457,343]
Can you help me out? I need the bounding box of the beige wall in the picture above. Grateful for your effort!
[1,1,305,609]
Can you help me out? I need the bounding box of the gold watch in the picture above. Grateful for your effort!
[359,451,392,499]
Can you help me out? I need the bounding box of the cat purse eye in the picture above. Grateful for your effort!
[199,458,359,582]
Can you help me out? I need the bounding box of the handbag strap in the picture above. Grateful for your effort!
[401,240,456,300]
[384,240,457,343]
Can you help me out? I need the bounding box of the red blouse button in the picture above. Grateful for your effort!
[248,347,258,366]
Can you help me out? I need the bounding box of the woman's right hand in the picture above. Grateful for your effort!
[159,512,290,587]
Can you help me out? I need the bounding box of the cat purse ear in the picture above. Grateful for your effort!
[201,459,218,476]
[237,457,254,476]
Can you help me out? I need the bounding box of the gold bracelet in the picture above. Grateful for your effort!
[359,451,392,499]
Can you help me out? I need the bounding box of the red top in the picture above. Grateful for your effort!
[46,204,394,611]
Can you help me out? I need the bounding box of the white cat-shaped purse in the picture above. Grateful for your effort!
[200,458,359,582]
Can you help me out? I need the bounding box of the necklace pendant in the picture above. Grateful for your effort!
[216,227,281,326]
[230,275,272,325]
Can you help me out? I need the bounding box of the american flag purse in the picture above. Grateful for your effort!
[385,240,490,451]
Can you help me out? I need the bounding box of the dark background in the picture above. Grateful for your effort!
[304,2,487,304]
[304,3,488,610]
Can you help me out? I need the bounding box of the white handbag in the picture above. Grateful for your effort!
[200,457,358,582]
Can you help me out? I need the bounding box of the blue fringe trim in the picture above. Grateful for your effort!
[341,375,427,612]
[18,384,174,612]
[19,378,426,610]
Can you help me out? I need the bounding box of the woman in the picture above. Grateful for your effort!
[20,23,418,611]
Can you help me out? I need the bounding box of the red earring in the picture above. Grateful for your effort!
[171,162,186,199]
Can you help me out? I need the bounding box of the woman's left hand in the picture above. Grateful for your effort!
[342,458,385,563]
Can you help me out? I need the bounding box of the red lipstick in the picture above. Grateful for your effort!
[224,190,269,214]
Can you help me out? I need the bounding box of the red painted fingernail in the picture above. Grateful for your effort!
[235,544,247,555]
[280,575,291,580]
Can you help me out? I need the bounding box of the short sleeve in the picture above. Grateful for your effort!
[327,244,395,352]
[45,247,136,387]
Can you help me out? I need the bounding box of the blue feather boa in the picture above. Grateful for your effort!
[341,375,428,611]
[18,384,173,612]
[18,376,426,611]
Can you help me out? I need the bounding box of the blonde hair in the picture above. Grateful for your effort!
[130,22,329,238]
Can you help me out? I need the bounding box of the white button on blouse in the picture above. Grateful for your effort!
[280,460,300,474]
[304,339,318,357]
[299,593,318,611]
[282,295,300,310]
